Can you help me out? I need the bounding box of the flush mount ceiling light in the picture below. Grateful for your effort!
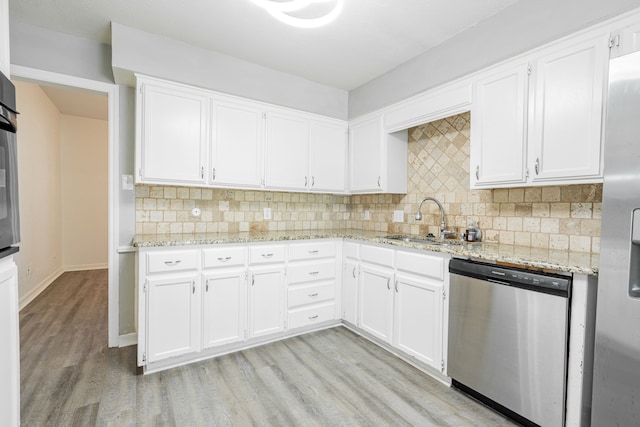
[251,0,344,28]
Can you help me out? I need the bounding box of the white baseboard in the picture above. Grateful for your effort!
[64,263,108,272]
[119,332,137,348]
[19,266,65,310]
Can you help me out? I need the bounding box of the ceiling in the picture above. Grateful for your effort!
[9,0,519,91]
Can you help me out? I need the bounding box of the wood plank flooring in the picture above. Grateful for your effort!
[20,269,516,426]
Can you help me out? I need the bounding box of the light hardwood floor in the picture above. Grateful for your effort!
[20,269,516,426]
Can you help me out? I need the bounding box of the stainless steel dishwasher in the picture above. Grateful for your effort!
[448,258,571,427]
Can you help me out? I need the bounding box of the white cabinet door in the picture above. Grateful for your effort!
[210,99,264,188]
[202,269,247,348]
[146,273,201,363]
[471,62,529,187]
[137,79,209,185]
[309,120,347,192]
[359,264,394,343]
[248,266,286,338]
[0,258,18,427]
[265,111,309,190]
[394,272,443,370]
[529,34,608,182]
[342,258,359,325]
[349,115,383,192]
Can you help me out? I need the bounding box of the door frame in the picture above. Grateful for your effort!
[11,64,121,347]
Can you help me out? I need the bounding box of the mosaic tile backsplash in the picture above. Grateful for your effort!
[136,112,602,253]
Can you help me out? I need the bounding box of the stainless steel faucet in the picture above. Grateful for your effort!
[415,197,454,239]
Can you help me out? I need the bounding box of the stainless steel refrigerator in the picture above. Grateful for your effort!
[592,50,640,425]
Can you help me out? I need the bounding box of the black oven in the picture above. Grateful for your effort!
[0,70,19,254]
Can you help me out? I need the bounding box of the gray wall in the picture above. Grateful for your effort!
[111,23,348,120]
[348,0,640,118]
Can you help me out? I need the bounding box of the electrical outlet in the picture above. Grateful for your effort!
[364,210,370,220]
[264,207,272,220]
[393,210,404,222]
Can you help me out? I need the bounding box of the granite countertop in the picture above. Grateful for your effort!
[133,228,599,276]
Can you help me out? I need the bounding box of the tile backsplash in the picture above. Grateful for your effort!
[135,112,602,253]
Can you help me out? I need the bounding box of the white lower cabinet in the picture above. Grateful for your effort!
[202,269,247,348]
[146,273,201,363]
[359,263,394,343]
[248,266,286,338]
[393,273,443,369]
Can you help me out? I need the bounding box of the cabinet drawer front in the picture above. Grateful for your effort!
[360,245,394,266]
[395,251,444,280]
[146,250,199,274]
[288,283,335,308]
[289,241,336,261]
[344,241,359,259]
[202,246,246,269]
[288,260,335,284]
[288,302,335,329]
[249,245,286,264]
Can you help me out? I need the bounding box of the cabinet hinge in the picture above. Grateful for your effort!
[142,352,147,363]
[138,167,143,179]
[143,280,148,293]
[263,112,267,120]
[527,64,532,75]
[609,34,621,49]
[441,360,445,372]
[245,270,248,281]
[212,167,216,181]
[525,168,530,179]
[139,85,143,95]
[442,288,446,300]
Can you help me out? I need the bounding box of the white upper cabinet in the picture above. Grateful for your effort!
[264,110,309,190]
[471,62,529,187]
[349,114,407,194]
[470,32,609,188]
[210,98,264,188]
[529,33,608,183]
[309,119,347,192]
[136,77,209,185]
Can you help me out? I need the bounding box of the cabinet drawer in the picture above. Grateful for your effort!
[288,283,335,308]
[288,260,335,285]
[202,246,246,269]
[289,240,336,261]
[344,241,359,259]
[395,251,445,280]
[288,302,335,329]
[146,249,199,274]
[360,244,394,266]
[249,245,286,264]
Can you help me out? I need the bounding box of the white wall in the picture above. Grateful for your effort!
[13,80,63,306]
[61,115,108,271]
[348,0,640,117]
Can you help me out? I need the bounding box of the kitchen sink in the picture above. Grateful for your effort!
[383,235,464,246]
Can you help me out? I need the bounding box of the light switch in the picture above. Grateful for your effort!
[393,210,404,222]
[264,208,272,220]
[121,174,134,190]
[364,210,370,220]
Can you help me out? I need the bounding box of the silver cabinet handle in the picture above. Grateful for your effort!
[534,158,540,175]
[309,271,319,276]
[386,277,390,290]
[312,176,315,187]
[212,167,216,181]
[206,279,209,292]
[201,166,204,179]
[309,315,319,320]
[164,260,182,266]
[475,165,480,180]
[217,256,232,262]
[192,281,196,294]
[305,176,308,187]
[352,267,356,278]
[308,250,319,255]
[251,275,255,286]
[261,253,274,258]
[308,293,319,298]
[395,280,398,293]
[377,176,381,187]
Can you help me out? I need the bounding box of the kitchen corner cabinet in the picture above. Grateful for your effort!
[136,78,209,186]
[265,109,348,193]
[210,98,264,188]
[470,32,608,188]
[348,114,407,194]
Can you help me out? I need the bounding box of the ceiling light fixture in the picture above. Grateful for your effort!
[251,0,344,28]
